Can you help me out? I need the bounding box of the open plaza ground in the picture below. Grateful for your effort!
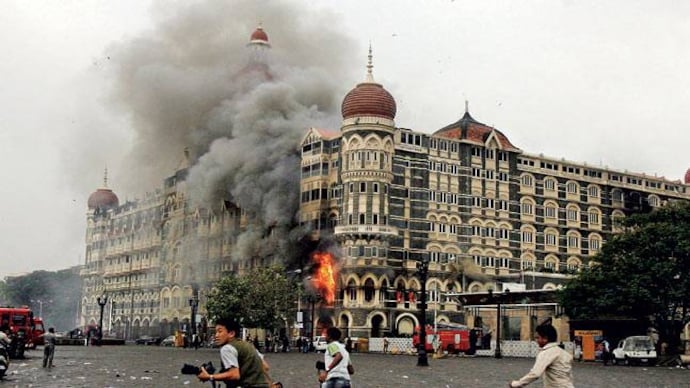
[1,345,688,388]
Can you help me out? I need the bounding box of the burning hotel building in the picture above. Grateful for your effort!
[80,25,690,340]
[299,50,690,338]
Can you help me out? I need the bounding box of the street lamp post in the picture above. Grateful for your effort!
[189,291,199,337]
[416,257,430,367]
[286,269,304,338]
[97,295,108,345]
[31,299,51,318]
[488,288,509,359]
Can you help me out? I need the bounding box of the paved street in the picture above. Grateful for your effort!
[1,345,688,387]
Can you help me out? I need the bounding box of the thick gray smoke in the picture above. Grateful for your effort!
[99,0,357,263]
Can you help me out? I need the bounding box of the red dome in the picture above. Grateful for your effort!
[685,168,690,184]
[341,82,396,120]
[250,27,269,44]
[88,188,119,210]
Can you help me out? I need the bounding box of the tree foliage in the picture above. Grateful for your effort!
[560,201,690,350]
[205,265,298,332]
[0,269,81,330]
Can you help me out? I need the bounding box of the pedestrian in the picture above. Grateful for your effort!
[193,333,201,350]
[265,334,272,353]
[383,336,389,354]
[253,335,260,350]
[601,338,611,365]
[281,336,289,352]
[509,324,574,388]
[303,337,310,353]
[296,337,303,352]
[318,327,354,388]
[197,316,272,387]
[469,328,477,355]
[345,337,352,353]
[40,327,58,368]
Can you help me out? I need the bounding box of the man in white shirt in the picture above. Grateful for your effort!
[319,327,353,388]
[510,324,574,388]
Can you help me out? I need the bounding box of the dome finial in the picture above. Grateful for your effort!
[465,100,469,113]
[103,166,108,188]
[365,42,375,83]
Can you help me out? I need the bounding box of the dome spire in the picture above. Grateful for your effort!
[103,166,108,188]
[365,42,375,83]
[248,23,270,48]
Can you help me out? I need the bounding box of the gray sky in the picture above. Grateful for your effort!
[1,0,689,276]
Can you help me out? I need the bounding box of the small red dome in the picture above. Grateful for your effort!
[341,82,396,120]
[250,26,269,44]
[685,168,690,184]
[88,188,119,210]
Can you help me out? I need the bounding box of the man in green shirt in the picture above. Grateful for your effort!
[198,317,270,388]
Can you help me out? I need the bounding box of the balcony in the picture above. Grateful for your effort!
[334,225,398,238]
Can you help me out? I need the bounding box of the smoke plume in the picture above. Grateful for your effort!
[91,0,358,264]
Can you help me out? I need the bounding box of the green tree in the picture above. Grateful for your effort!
[205,265,298,332]
[560,201,690,353]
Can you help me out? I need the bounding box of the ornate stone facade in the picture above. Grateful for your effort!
[299,55,690,339]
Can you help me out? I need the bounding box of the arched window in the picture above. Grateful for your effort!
[521,198,535,216]
[647,195,660,207]
[587,185,599,198]
[380,279,389,303]
[429,283,441,303]
[588,208,601,225]
[567,232,580,249]
[364,279,375,302]
[566,181,579,194]
[567,257,582,271]
[544,255,559,271]
[589,233,602,253]
[544,201,558,220]
[521,174,534,187]
[347,280,357,301]
[566,205,579,222]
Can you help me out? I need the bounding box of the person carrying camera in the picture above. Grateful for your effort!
[197,317,271,388]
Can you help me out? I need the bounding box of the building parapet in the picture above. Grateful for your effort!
[334,225,398,238]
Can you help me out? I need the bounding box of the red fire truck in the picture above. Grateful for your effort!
[0,306,40,349]
[413,323,471,354]
[31,317,45,348]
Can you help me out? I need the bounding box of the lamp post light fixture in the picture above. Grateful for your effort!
[97,295,108,345]
[416,256,430,367]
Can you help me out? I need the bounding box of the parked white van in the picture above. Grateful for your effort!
[612,336,657,366]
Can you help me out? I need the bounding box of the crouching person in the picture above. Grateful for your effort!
[197,317,271,388]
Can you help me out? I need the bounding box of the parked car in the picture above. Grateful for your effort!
[160,335,175,347]
[135,335,161,345]
[313,336,328,352]
[612,336,657,366]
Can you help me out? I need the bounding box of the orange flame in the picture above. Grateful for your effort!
[311,251,337,305]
